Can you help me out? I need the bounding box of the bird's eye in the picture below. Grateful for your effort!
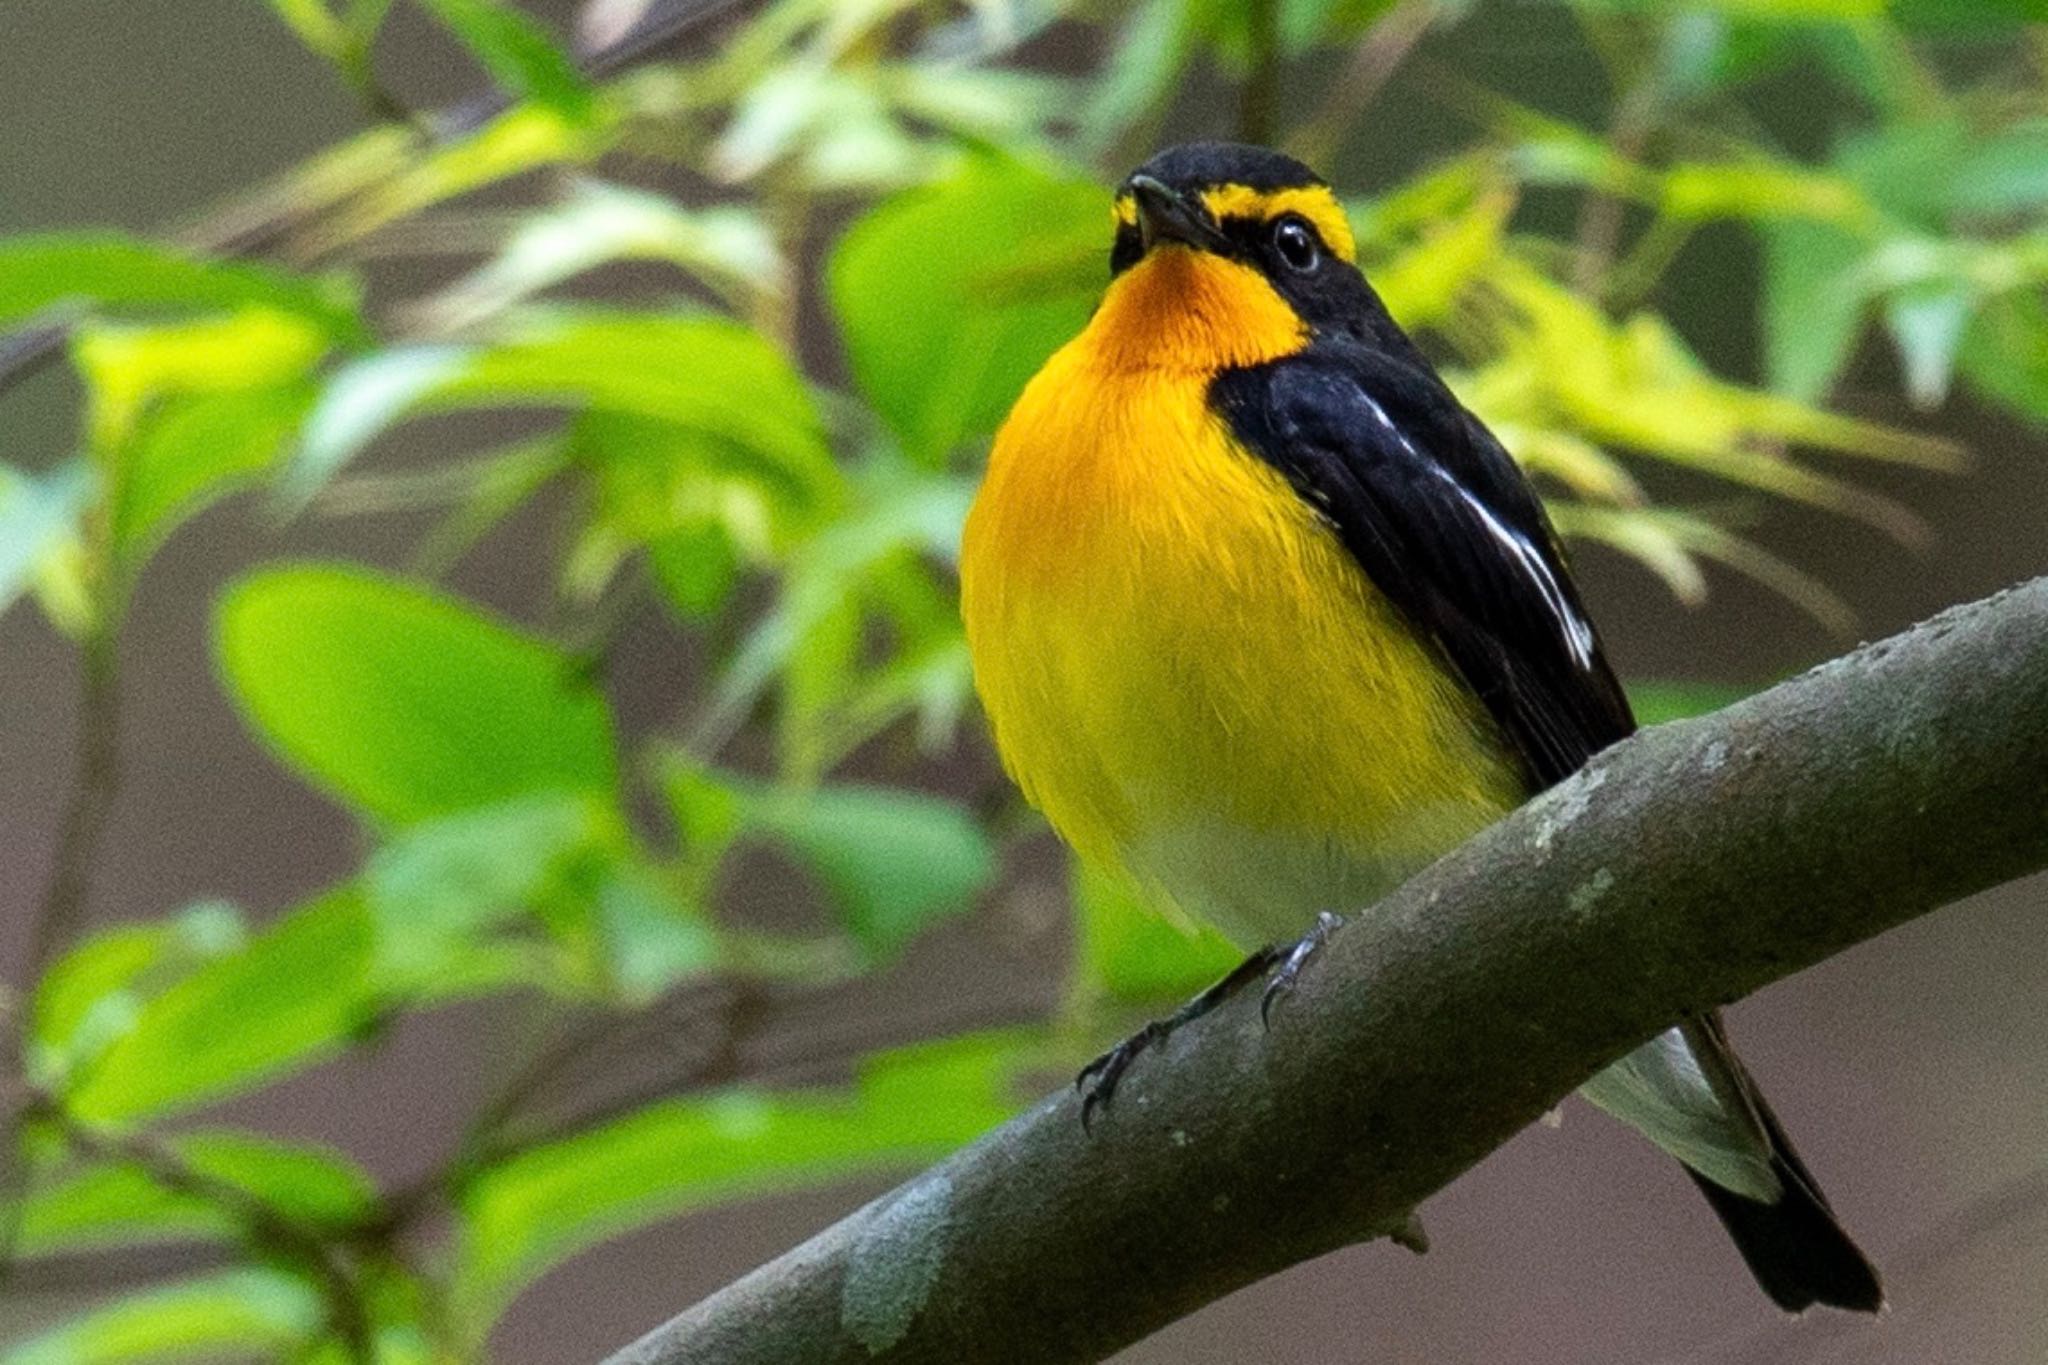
[1272,216,1321,272]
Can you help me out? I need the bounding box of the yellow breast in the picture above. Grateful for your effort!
[959,251,1525,942]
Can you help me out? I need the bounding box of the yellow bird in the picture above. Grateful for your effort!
[959,141,1881,1313]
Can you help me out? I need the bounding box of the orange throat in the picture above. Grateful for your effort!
[1081,247,1308,375]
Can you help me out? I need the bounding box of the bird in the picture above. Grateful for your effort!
[957,140,1883,1314]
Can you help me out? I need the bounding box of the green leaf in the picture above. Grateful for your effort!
[16,1132,377,1257]
[707,462,975,773]
[0,1268,322,1365]
[590,861,721,1003]
[884,65,1074,143]
[453,1031,1026,1315]
[177,1133,379,1229]
[1372,188,1511,328]
[740,783,992,961]
[1761,220,1868,401]
[0,460,92,621]
[1545,501,1706,605]
[0,235,361,339]
[66,888,375,1123]
[1947,118,2048,217]
[415,0,594,121]
[451,315,828,481]
[363,790,618,998]
[285,345,469,507]
[14,1163,211,1257]
[1504,118,1657,200]
[1488,258,1953,550]
[656,752,744,898]
[264,0,350,59]
[645,521,741,621]
[712,65,929,189]
[1958,289,2048,423]
[266,0,394,69]
[1072,859,1240,1006]
[1348,155,1493,249]
[830,157,1105,463]
[288,315,831,509]
[31,903,245,1086]
[1884,285,1972,408]
[67,309,328,572]
[310,105,607,256]
[1576,504,1856,636]
[1624,680,1754,726]
[1836,118,1970,230]
[215,564,617,824]
[113,384,313,564]
[1659,160,1869,226]
[565,402,840,622]
[411,181,781,331]
[1279,0,1396,52]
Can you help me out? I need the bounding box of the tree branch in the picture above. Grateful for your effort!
[604,577,2048,1365]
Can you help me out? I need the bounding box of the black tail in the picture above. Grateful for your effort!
[1687,1161,1884,1313]
[1680,1020,1884,1313]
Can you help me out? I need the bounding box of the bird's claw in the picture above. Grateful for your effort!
[1261,910,1346,1029]
[1076,1022,1166,1130]
[1075,918,1342,1131]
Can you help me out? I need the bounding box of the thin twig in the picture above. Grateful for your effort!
[1284,0,1435,169]
[21,629,122,993]
[0,1240,236,1296]
[1238,0,1281,146]
[380,968,1045,1238]
[0,626,124,1277]
[1571,11,1661,297]
[56,1119,376,1362]
[498,983,1043,1162]
[1573,77,1659,296]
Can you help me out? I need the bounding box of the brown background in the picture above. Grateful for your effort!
[4,3,2047,1361]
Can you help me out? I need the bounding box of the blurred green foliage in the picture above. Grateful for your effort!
[1,0,2041,1358]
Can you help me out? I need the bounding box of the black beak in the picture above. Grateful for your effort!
[1129,175,1229,253]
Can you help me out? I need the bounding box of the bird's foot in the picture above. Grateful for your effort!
[1076,1020,1166,1131]
[1261,910,1346,1028]
[1076,944,1282,1130]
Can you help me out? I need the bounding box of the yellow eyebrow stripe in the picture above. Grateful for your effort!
[1199,184,1357,263]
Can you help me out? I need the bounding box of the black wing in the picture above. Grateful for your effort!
[1213,340,1884,1313]
[1210,337,1633,789]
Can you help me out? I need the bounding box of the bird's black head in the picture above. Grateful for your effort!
[1106,142,1389,351]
